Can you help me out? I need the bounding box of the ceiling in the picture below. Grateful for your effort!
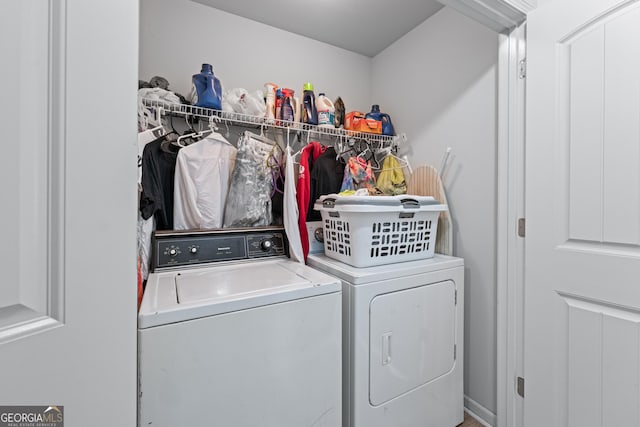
[191,0,445,57]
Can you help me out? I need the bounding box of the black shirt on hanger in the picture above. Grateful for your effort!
[139,136,180,230]
[307,146,345,221]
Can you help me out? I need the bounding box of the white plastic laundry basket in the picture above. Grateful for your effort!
[314,195,446,267]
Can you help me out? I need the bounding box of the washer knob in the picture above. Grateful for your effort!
[261,239,273,251]
[169,248,177,257]
[190,247,198,254]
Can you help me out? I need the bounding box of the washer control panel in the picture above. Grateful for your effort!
[152,227,287,271]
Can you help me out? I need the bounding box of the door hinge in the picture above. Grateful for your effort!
[518,218,526,238]
[517,376,525,398]
[519,58,526,79]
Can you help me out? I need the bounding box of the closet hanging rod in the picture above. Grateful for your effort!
[141,97,400,145]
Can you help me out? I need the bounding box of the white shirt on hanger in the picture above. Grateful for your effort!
[173,133,237,230]
[283,146,304,264]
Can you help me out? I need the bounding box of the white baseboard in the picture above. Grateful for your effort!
[464,395,496,427]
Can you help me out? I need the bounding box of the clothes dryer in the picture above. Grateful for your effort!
[307,252,464,427]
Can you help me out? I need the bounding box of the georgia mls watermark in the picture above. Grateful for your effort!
[0,406,63,427]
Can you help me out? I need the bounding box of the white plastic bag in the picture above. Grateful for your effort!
[222,88,266,117]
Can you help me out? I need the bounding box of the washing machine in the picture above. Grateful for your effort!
[307,250,464,427]
[138,227,342,427]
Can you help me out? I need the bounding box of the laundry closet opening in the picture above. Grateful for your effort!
[138,0,501,424]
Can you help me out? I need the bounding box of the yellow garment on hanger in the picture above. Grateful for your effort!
[377,155,407,195]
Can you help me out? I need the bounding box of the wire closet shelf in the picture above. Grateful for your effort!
[141,97,400,145]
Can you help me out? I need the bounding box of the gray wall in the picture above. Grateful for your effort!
[140,1,499,421]
[140,0,373,112]
[372,7,499,419]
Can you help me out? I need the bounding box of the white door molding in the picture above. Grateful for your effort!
[438,2,531,427]
[438,0,533,33]
[496,22,526,427]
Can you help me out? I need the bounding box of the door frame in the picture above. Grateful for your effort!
[438,2,530,426]
[496,22,527,427]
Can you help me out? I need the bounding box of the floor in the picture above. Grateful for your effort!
[458,412,487,427]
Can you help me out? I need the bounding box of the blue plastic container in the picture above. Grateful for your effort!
[280,88,295,122]
[192,63,222,110]
[302,82,318,125]
[365,104,395,136]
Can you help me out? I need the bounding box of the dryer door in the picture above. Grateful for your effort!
[369,280,456,406]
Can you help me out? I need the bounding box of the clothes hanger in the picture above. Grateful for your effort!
[286,127,291,149]
[206,115,237,147]
[370,153,382,171]
[369,138,383,155]
[353,139,368,156]
[176,114,225,147]
[151,112,180,152]
[184,114,197,135]
[401,154,413,176]
[379,156,412,176]
[369,139,386,170]
[355,140,373,161]
[207,114,219,133]
[246,130,278,147]
[266,146,285,197]
[359,145,381,170]
[163,113,180,139]
[175,132,195,147]
[390,140,413,175]
[289,128,306,158]
[322,135,342,161]
[148,124,165,138]
[145,106,165,137]
[334,136,344,160]
[337,138,357,162]
[158,130,180,153]
[377,146,413,175]
[223,119,230,139]
[174,120,200,147]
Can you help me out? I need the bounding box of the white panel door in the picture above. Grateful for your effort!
[525,1,640,426]
[0,1,138,426]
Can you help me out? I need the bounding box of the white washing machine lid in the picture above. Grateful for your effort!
[306,253,463,284]
[138,259,341,329]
